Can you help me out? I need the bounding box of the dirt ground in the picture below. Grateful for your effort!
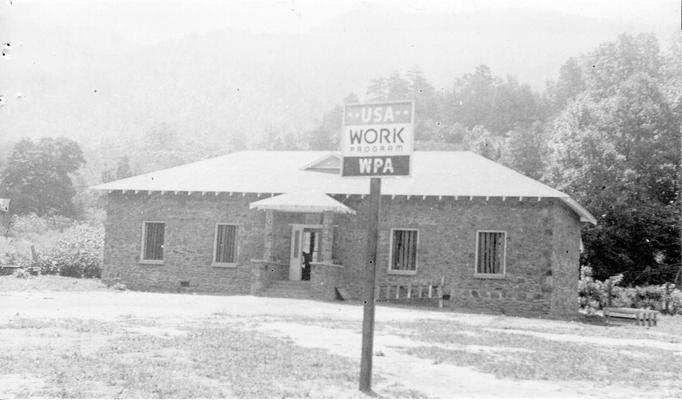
[1,276,681,398]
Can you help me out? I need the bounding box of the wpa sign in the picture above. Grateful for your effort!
[341,101,414,177]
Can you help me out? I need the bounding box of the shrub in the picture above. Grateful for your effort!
[21,223,104,278]
[579,266,681,315]
[47,224,104,278]
[13,268,29,279]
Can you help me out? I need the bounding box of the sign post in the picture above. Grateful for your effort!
[340,101,414,393]
[359,176,380,392]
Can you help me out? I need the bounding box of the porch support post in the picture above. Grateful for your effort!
[263,210,275,261]
[321,211,333,262]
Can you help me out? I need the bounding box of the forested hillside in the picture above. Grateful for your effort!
[298,33,681,285]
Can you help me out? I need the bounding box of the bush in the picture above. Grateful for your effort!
[13,268,29,279]
[579,266,681,315]
[46,224,104,278]
[17,223,104,279]
[2,213,104,279]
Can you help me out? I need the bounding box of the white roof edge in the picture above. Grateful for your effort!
[299,151,340,171]
[249,192,356,214]
[560,197,597,225]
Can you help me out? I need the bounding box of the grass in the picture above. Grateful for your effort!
[226,313,682,395]
[0,317,367,398]
[3,276,682,397]
[388,318,682,395]
[0,274,109,291]
[483,314,682,341]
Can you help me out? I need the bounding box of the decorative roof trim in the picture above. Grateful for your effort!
[560,197,597,225]
[300,151,341,171]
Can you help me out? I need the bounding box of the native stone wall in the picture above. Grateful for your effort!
[250,260,289,294]
[310,262,346,301]
[103,191,583,317]
[550,201,582,317]
[102,192,265,293]
[333,196,582,317]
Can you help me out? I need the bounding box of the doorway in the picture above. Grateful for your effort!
[289,224,322,281]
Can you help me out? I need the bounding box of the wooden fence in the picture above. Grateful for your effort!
[376,277,447,308]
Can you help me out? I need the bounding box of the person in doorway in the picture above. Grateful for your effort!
[301,251,312,280]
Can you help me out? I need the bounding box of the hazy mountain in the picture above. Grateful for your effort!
[0,2,675,178]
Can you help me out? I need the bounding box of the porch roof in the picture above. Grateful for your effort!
[249,192,355,214]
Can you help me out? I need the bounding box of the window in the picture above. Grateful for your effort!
[475,231,506,276]
[213,224,238,266]
[389,229,418,273]
[141,222,165,262]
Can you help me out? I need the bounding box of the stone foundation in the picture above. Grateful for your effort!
[250,259,289,294]
[310,262,345,301]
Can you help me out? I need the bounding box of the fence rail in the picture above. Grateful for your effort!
[376,277,446,308]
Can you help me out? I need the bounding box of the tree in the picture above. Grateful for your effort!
[500,121,548,180]
[406,67,442,141]
[116,156,132,179]
[449,65,546,134]
[366,72,411,102]
[546,57,585,111]
[545,34,681,285]
[436,122,468,144]
[450,65,496,129]
[583,33,662,99]
[547,67,680,284]
[364,69,446,140]
[102,156,133,183]
[366,77,388,101]
[307,105,343,150]
[463,125,502,161]
[306,93,359,151]
[1,137,85,217]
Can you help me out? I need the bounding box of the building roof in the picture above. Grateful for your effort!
[92,151,596,224]
[250,191,356,214]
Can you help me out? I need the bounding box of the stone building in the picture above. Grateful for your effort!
[93,151,596,317]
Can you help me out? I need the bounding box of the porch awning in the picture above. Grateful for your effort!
[249,192,356,214]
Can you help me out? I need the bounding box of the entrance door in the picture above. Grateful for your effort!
[289,225,321,280]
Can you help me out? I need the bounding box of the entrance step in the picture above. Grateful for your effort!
[262,280,311,299]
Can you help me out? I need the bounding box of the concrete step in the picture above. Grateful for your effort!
[269,282,310,288]
[263,292,311,299]
[269,279,311,285]
[262,280,311,299]
[261,290,311,299]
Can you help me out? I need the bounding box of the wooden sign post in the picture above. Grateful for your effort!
[340,101,414,393]
[359,177,381,392]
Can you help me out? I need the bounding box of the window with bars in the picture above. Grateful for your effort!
[213,224,238,265]
[390,229,418,272]
[141,222,165,262]
[476,231,506,276]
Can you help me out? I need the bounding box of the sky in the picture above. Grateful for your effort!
[2,0,678,44]
[0,0,678,147]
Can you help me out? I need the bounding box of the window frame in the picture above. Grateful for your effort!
[387,228,419,275]
[139,221,166,265]
[473,230,507,279]
[212,223,240,268]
